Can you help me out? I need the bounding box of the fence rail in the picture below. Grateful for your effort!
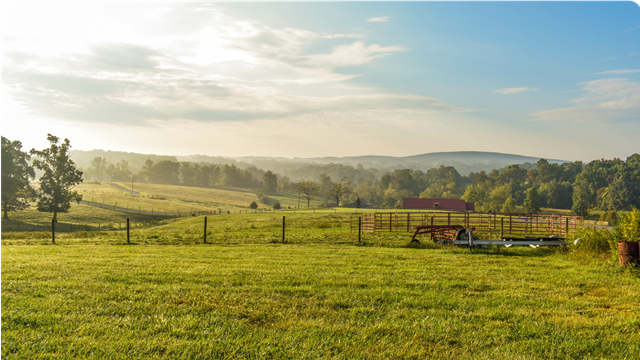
[352,211,583,239]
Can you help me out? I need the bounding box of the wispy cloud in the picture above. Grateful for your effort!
[367,16,389,23]
[3,4,466,128]
[596,69,640,75]
[531,78,640,125]
[492,87,537,94]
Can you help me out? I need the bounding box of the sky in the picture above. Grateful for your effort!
[2,1,639,162]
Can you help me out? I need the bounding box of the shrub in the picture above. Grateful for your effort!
[255,190,273,205]
[568,227,616,262]
[273,201,281,210]
[249,201,258,209]
[599,210,619,226]
[614,207,640,242]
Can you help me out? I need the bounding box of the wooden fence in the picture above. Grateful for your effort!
[351,211,583,239]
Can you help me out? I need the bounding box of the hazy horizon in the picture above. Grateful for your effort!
[3,2,639,163]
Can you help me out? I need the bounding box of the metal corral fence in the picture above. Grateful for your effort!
[351,211,583,239]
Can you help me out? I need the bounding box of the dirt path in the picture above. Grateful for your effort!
[107,182,140,195]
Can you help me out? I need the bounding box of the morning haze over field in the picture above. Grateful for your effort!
[2,3,640,359]
[2,2,639,162]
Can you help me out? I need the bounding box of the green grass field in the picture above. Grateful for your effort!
[3,184,638,358]
[3,242,639,359]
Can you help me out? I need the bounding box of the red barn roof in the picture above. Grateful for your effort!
[402,198,475,211]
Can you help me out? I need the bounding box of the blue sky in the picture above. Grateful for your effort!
[2,2,639,161]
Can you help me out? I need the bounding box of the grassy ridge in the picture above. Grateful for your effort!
[1,182,333,232]
[2,244,639,359]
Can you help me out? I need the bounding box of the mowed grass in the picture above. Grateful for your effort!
[0,202,164,233]
[110,182,326,210]
[79,182,248,213]
[2,243,639,359]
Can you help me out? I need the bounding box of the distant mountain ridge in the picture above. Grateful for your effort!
[72,149,568,177]
[280,151,567,164]
[232,151,567,175]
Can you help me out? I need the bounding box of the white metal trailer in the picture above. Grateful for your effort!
[441,229,566,248]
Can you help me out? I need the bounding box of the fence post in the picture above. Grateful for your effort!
[51,219,56,245]
[430,217,434,241]
[358,217,361,242]
[127,218,130,244]
[565,217,569,237]
[282,216,286,243]
[204,216,208,244]
[500,217,504,239]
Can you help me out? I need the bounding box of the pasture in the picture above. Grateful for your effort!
[2,213,640,359]
[3,242,639,359]
[2,184,638,358]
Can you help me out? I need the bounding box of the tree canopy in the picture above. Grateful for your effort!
[1,136,35,220]
[30,134,83,222]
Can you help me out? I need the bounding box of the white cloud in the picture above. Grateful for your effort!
[531,78,640,125]
[367,16,389,23]
[596,69,640,75]
[4,3,440,128]
[493,87,538,94]
[306,41,408,68]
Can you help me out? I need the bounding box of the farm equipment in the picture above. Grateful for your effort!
[433,229,566,248]
[351,211,578,248]
[410,225,475,244]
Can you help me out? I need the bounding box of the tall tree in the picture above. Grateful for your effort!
[296,181,319,207]
[89,157,108,181]
[180,162,198,186]
[523,187,540,213]
[112,160,133,181]
[277,175,291,192]
[330,176,352,206]
[1,137,36,220]
[30,134,83,222]
[319,174,334,201]
[262,170,278,194]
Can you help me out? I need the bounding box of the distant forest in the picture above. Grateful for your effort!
[78,149,640,218]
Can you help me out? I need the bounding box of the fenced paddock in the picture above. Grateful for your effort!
[352,211,583,239]
[2,210,583,246]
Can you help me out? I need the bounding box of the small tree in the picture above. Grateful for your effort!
[273,201,281,210]
[30,134,83,222]
[1,137,36,220]
[249,201,258,209]
[296,181,319,207]
[523,187,540,213]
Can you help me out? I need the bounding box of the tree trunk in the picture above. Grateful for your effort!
[1,189,9,220]
[3,202,8,220]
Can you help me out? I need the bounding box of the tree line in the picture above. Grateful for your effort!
[3,134,638,222]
